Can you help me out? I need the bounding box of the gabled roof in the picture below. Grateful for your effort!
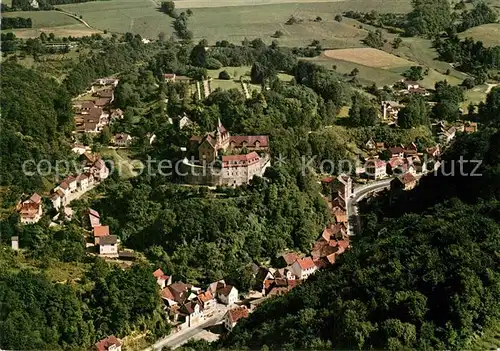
[227,306,249,323]
[222,152,260,163]
[229,135,269,147]
[89,208,100,217]
[282,252,299,265]
[198,291,214,303]
[388,146,405,154]
[100,235,117,245]
[217,284,236,297]
[153,268,164,279]
[397,172,417,185]
[93,225,109,237]
[295,257,315,270]
[95,335,121,351]
[29,193,41,204]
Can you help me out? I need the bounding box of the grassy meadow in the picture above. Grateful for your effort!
[459,23,500,47]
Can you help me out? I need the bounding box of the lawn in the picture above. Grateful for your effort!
[392,36,469,82]
[99,148,139,179]
[306,55,405,87]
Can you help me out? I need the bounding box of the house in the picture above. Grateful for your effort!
[382,100,403,120]
[220,152,264,187]
[388,146,405,158]
[391,172,417,191]
[99,235,118,257]
[93,78,119,88]
[179,300,204,327]
[190,120,269,163]
[463,122,478,133]
[11,236,19,251]
[91,159,109,181]
[94,336,122,351]
[93,225,109,244]
[76,173,89,191]
[71,143,89,155]
[153,268,172,289]
[402,80,420,90]
[50,189,66,210]
[224,306,249,331]
[365,138,376,150]
[179,115,193,129]
[281,252,300,266]
[146,133,157,145]
[110,109,124,121]
[216,284,239,306]
[113,133,133,147]
[387,157,406,175]
[88,208,101,228]
[323,174,352,199]
[365,159,387,180]
[197,291,216,311]
[164,73,177,82]
[291,257,317,280]
[17,193,43,224]
[440,126,457,144]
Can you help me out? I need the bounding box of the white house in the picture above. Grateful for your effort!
[153,268,172,289]
[365,159,387,180]
[216,284,239,306]
[291,257,317,280]
[91,159,109,180]
[76,173,89,191]
[99,235,118,257]
[197,291,216,312]
[224,306,249,331]
[180,301,204,327]
[113,133,133,147]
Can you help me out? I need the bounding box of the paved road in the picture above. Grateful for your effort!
[146,313,224,351]
[347,179,392,236]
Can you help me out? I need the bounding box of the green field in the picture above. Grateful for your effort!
[459,23,500,47]
[55,0,412,44]
[2,10,78,28]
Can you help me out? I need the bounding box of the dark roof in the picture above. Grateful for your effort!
[217,284,235,296]
[99,235,117,245]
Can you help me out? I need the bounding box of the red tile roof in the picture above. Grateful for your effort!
[153,268,164,279]
[95,335,121,351]
[93,225,109,237]
[29,193,41,204]
[296,257,315,270]
[282,252,299,265]
[398,172,417,185]
[198,291,214,303]
[229,135,269,148]
[227,306,249,323]
[222,152,260,162]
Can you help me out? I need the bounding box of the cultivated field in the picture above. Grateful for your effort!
[307,55,404,86]
[1,10,102,37]
[323,48,413,68]
[459,23,500,47]
[2,10,78,28]
[54,0,412,45]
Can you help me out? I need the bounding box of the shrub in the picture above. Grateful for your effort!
[218,70,231,80]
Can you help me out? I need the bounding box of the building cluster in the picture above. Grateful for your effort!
[184,120,271,186]
[362,140,441,186]
[87,208,128,258]
[251,175,352,300]
[50,152,109,211]
[73,78,123,134]
[153,268,246,331]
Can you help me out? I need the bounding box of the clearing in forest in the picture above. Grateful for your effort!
[322,48,414,69]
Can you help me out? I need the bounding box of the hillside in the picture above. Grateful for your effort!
[207,100,500,350]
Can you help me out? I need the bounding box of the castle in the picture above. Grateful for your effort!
[183,120,270,186]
